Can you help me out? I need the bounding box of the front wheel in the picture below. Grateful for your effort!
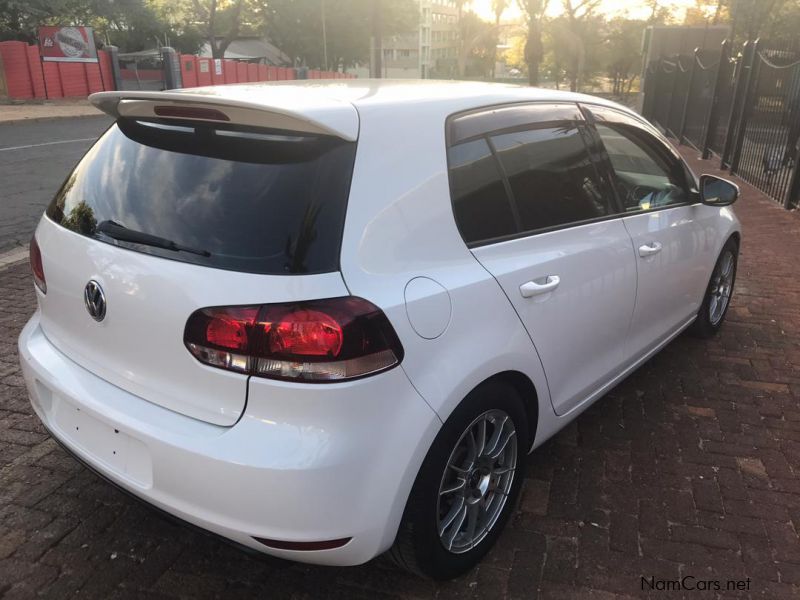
[690,238,739,338]
[388,380,528,580]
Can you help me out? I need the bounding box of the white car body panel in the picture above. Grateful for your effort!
[18,80,742,566]
[471,220,638,416]
[34,217,349,426]
[19,314,440,565]
[622,204,732,361]
[335,91,553,437]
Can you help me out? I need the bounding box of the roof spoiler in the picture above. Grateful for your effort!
[89,90,359,141]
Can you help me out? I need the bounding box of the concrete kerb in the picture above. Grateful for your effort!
[0,245,29,270]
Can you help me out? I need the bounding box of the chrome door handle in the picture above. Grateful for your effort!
[520,275,560,298]
[638,242,663,257]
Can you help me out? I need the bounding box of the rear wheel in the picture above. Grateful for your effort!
[690,238,738,338]
[389,380,528,580]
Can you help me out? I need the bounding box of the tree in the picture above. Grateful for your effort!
[726,0,800,44]
[682,1,727,25]
[502,31,527,73]
[517,0,548,86]
[603,17,644,95]
[643,0,672,24]
[560,0,601,91]
[457,11,496,79]
[0,1,203,53]
[0,0,109,42]
[186,0,257,59]
[490,0,508,78]
[263,0,416,71]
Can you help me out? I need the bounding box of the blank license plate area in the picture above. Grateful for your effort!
[53,396,153,488]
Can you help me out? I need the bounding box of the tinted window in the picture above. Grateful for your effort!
[585,105,691,212]
[594,122,689,212]
[491,125,613,232]
[447,138,517,244]
[47,120,356,275]
[449,103,583,145]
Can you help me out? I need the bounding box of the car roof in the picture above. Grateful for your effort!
[174,78,626,114]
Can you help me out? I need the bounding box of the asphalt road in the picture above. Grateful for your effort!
[0,116,113,253]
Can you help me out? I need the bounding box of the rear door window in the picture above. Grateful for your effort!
[491,125,614,232]
[446,103,618,245]
[47,119,357,275]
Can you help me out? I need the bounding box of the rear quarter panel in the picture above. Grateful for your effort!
[338,101,554,448]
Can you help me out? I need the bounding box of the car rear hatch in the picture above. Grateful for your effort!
[33,90,358,426]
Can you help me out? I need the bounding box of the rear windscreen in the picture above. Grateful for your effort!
[46,119,357,275]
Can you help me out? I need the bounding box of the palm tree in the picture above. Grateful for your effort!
[491,0,509,79]
[517,0,548,86]
[493,0,508,25]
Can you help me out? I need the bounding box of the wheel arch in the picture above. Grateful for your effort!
[461,370,540,452]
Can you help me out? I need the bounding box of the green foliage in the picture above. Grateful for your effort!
[602,17,645,94]
[458,11,496,78]
[727,0,800,44]
[180,0,263,58]
[62,200,97,235]
[4,0,799,90]
[0,0,204,53]
[0,0,95,42]
[263,0,417,69]
[516,0,549,85]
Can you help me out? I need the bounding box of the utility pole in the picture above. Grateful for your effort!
[322,0,328,71]
[371,0,382,78]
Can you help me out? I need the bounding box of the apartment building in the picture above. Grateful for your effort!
[420,0,460,78]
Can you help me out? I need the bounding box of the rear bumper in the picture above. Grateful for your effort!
[18,312,441,566]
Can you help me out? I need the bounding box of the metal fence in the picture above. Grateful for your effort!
[642,39,800,210]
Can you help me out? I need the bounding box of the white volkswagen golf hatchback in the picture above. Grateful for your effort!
[19,81,740,579]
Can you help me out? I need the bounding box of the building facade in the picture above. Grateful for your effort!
[420,0,460,79]
[352,0,461,79]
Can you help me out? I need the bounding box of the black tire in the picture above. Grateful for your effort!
[388,380,529,580]
[690,237,739,338]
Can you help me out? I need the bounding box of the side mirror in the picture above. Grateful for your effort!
[699,174,739,207]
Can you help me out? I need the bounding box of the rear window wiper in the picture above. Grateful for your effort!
[96,220,211,257]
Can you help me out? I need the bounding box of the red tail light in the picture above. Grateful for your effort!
[184,297,404,382]
[30,236,46,293]
[153,105,230,121]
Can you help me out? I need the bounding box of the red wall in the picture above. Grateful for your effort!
[236,61,247,83]
[0,41,35,99]
[196,58,213,86]
[174,61,345,89]
[0,40,356,99]
[0,41,115,99]
[180,54,198,88]
[223,60,236,84]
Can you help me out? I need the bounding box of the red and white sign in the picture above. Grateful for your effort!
[39,26,98,63]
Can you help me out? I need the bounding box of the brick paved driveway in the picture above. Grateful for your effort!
[1,145,799,599]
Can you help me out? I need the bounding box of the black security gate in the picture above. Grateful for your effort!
[733,40,800,207]
[704,41,739,158]
[642,39,800,210]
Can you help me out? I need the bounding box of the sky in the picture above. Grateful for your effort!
[470,0,707,22]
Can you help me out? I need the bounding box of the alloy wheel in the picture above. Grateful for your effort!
[709,250,735,325]
[436,409,517,554]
